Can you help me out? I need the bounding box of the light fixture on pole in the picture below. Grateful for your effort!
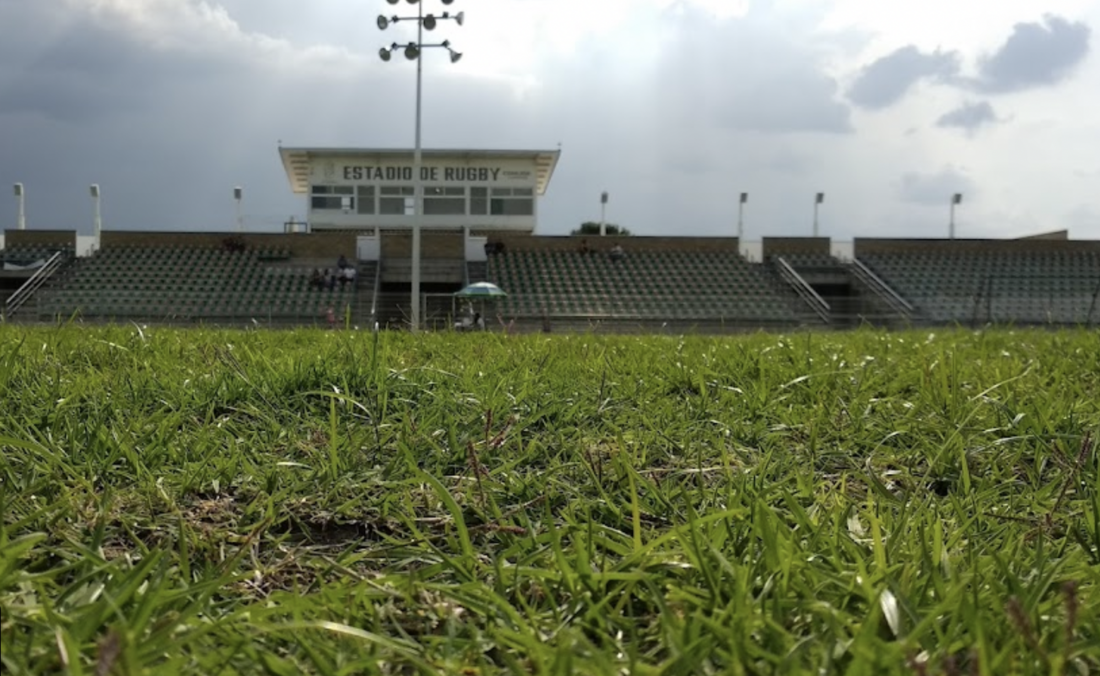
[234,186,244,232]
[737,192,747,240]
[378,0,464,332]
[813,192,825,237]
[949,193,962,240]
[13,183,26,231]
[90,184,102,240]
[599,191,608,236]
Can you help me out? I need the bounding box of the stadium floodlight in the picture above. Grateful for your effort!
[737,192,748,240]
[234,186,244,232]
[13,183,26,231]
[813,192,825,237]
[950,193,963,240]
[90,184,102,239]
[600,191,609,236]
[378,0,464,332]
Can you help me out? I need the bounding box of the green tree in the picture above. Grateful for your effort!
[571,222,632,236]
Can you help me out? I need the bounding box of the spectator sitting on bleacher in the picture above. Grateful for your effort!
[328,271,337,291]
[309,268,323,289]
[578,239,590,254]
[609,244,625,262]
[338,254,348,270]
[340,266,357,288]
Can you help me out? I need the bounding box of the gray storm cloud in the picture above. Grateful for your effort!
[1,1,1097,240]
[847,46,960,109]
[973,15,1091,92]
[936,101,999,133]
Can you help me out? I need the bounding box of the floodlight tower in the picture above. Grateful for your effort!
[13,183,26,230]
[234,186,244,232]
[737,192,747,240]
[90,184,102,239]
[378,0,464,332]
[949,193,962,240]
[599,191,608,236]
[813,192,824,237]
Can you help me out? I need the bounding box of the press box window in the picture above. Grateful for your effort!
[356,186,375,215]
[490,187,534,216]
[470,187,488,215]
[379,186,414,215]
[424,186,466,215]
[311,185,354,211]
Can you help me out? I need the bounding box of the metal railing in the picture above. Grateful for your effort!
[775,256,830,322]
[370,262,382,329]
[4,251,66,319]
[849,257,913,316]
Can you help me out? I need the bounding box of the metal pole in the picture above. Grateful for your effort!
[737,201,744,240]
[813,202,819,238]
[949,201,956,240]
[91,185,102,240]
[599,202,606,236]
[410,0,423,332]
[235,187,244,233]
[16,185,26,230]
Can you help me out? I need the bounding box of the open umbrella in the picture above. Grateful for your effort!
[455,281,507,298]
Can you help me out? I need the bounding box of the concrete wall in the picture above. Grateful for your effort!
[4,230,77,247]
[470,232,742,253]
[381,231,465,259]
[855,238,1100,256]
[99,231,356,258]
[762,237,830,257]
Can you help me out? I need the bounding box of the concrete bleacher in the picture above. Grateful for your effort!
[859,249,1100,325]
[36,245,374,324]
[482,249,812,324]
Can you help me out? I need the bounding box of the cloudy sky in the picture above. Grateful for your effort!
[1,0,1098,240]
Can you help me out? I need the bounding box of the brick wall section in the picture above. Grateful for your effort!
[4,230,77,247]
[855,238,1100,256]
[381,231,464,259]
[469,232,742,253]
[99,232,357,258]
[762,237,830,257]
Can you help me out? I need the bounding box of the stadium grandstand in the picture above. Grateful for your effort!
[3,146,1098,330]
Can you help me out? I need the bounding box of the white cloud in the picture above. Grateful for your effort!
[0,0,1098,240]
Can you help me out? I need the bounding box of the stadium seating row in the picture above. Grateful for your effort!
[35,246,371,322]
[481,250,811,322]
[860,251,1100,324]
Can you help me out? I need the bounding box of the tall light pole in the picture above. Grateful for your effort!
[949,192,962,240]
[813,192,824,237]
[90,184,102,240]
[737,192,747,240]
[234,186,244,232]
[13,183,26,230]
[378,0,463,332]
[599,191,608,236]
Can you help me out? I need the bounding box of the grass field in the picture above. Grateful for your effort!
[0,325,1098,675]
